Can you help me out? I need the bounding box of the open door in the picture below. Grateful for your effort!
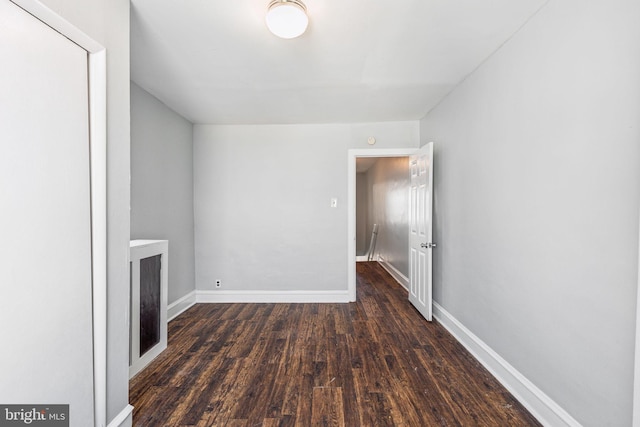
[409,142,434,321]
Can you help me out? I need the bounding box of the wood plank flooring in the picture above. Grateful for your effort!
[130,262,541,426]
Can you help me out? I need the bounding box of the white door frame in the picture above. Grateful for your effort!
[634,210,640,426]
[347,148,419,301]
[11,1,107,426]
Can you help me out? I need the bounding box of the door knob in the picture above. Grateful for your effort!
[420,242,437,249]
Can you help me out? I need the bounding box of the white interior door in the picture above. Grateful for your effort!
[409,142,434,321]
[0,2,95,425]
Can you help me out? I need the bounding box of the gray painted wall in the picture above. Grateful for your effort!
[420,0,640,425]
[365,157,411,277]
[38,0,131,423]
[356,172,369,255]
[131,82,195,304]
[194,122,419,292]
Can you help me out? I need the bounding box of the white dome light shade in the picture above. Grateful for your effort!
[266,0,308,39]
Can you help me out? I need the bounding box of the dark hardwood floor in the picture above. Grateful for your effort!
[130,262,540,426]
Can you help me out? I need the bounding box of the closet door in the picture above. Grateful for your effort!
[0,2,95,425]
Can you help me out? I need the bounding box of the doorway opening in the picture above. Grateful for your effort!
[355,156,411,286]
[347,148,418,301]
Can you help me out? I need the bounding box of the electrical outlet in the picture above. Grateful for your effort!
[215,279,221,288]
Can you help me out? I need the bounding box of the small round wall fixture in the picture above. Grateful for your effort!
[266,0,309,39]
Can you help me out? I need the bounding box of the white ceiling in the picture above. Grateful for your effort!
[130,0,546,125]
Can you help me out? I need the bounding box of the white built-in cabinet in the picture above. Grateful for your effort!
[129,240,168,378]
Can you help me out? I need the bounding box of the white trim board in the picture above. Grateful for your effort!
[197,290,351,304]
[433,303,581,427]
[89,48,108,427]
[11,0,104,52]
[377,257,409,291]
[106,405,133,427]
[168,290,197,321]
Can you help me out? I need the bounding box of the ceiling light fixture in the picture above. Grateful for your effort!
[265,0,308,39]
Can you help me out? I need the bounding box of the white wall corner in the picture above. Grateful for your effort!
[433,303,582,427]
[196,290,351,304]
[168,290,197,321]
[106,404,133,427]
[377,258,409,291]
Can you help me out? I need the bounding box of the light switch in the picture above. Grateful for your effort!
[330,197,338,208]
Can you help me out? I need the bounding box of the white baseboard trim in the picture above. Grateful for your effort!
[196,290,351,303]
[433,303,581,427]
[356,255,369,262]
[107,404,133,427]
[168,290,196,321]
[377,259,409,291]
